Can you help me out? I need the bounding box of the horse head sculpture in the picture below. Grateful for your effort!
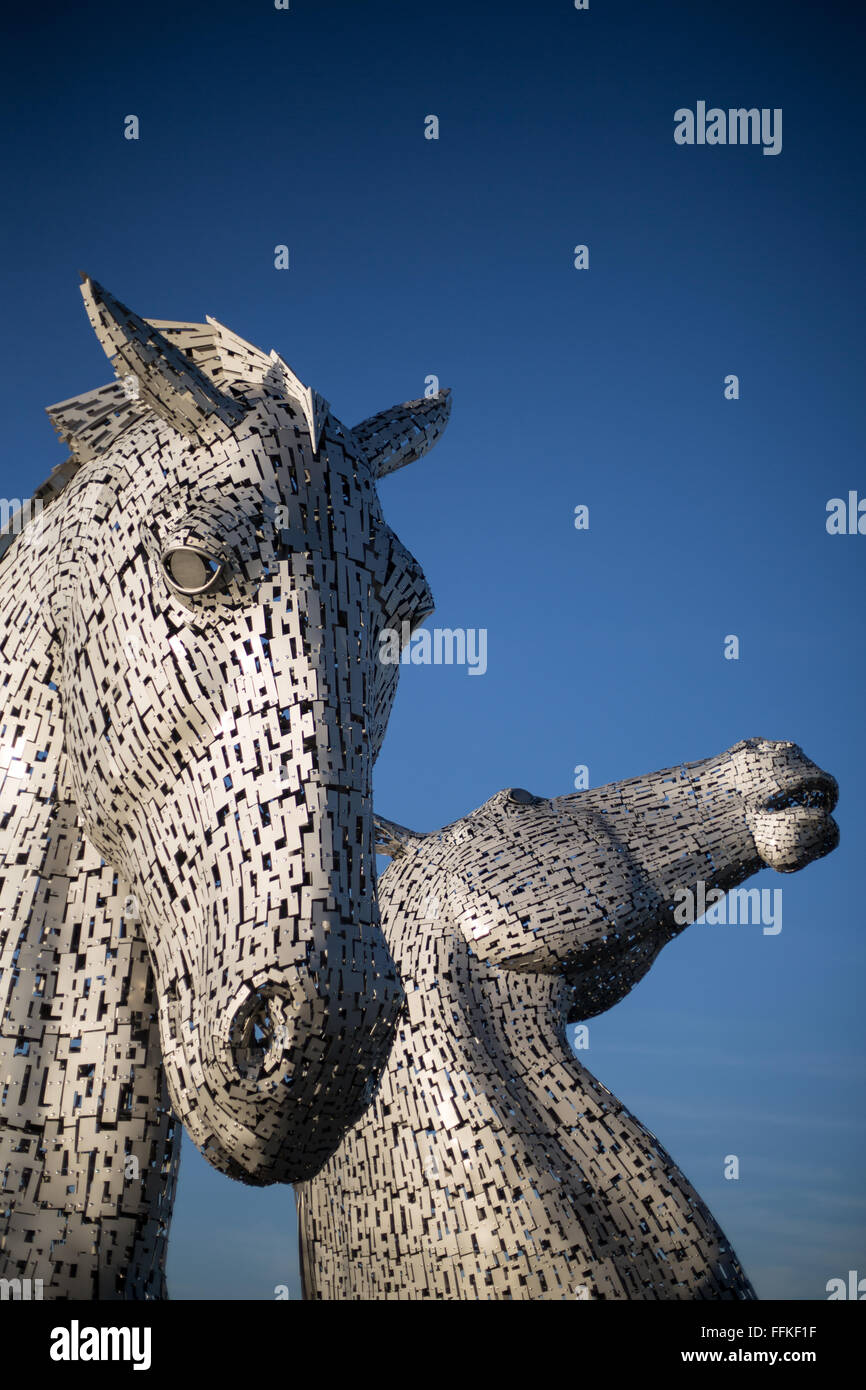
[438,736,840,1021]
[299,737,839,1298]
[0,276,450,1193]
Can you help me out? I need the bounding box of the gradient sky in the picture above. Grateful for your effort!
[1,0,863,1299]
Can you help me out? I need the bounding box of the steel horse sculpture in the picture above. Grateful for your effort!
[0,280,840,1302]
[299,739,839,1299]
[0,277,450,1298]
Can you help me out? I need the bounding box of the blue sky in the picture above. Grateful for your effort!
[1,0,863,1298]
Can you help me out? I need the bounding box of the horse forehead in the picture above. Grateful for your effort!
[138,436,373,511]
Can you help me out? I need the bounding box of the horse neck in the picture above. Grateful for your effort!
[375,852,569,1110]
[0,530,180,1299]
[0,528,66,924]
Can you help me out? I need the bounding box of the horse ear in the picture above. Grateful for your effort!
[351,390,451,479]
[79,275,247,443]
[266,350,330,454]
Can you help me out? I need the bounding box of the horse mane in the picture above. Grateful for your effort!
[0,317,283,567]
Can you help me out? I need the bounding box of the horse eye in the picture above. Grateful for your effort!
[161,546,227,595]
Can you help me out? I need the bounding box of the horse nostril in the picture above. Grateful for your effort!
[229,987,293,1082]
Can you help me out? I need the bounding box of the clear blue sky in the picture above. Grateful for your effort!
[1,0,863,1299]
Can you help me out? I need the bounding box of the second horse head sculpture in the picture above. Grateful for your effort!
[299,737,839,1298]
